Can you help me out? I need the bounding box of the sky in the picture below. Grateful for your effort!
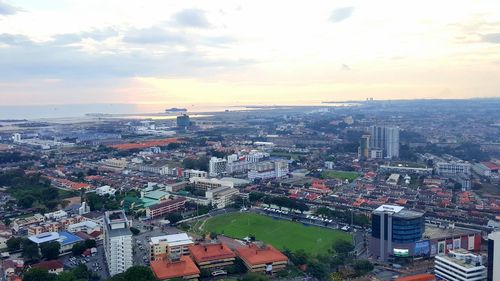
[1,0,500,107]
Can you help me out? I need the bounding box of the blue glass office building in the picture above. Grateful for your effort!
[370,205,425,261]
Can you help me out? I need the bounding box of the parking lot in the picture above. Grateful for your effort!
[59,244,109,280]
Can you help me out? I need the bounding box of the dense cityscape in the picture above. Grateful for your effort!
[0,99,498,281]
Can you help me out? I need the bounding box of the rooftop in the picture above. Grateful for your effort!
[150,233,193,246]
[31,260,64,271]
[236,244,288,266]
[150,256,200,280]
[373,204,424,219]
[189,243,236,263]
[423,225,479,240]
[149,198,186,211]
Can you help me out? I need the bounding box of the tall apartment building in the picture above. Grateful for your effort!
[488,231,500,281]
[434,249,486,281]
[103,211,133,276]
[209,157,227,177]
[358,134,371,159]
[369,126,400,159]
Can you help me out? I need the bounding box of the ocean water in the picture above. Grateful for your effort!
[0,104,249,120]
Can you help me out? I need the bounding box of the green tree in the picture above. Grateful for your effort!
[6,236,23,252]
[353,260,374,276]
[22,239,40,261]
[71,264,90,280]
[122,266,156,281]
[238,272,269,281]
[306,260,328,280]
[84,239,96,249]
[165,212,183,224]
[18,195,36,208]
[72,242,87,256]
[130,227,140,235]
[40,241,61,260]
[23,268,55,281]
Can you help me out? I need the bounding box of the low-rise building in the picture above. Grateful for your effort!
[31,260,64,275]
[188,243,236,269]
[150,256,200,281]
[189,177,234,190]
[146,198,187,219]
[149,233,194,261]
[205,187,239,209]
[236,244,288,274]
[434,249,486,281]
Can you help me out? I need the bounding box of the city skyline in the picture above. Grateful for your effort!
[1,0,500,106]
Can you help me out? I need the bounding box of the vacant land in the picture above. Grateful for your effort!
[201,212,352,255]
[321,170,359,181]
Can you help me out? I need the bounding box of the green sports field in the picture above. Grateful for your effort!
[200,212,352,255]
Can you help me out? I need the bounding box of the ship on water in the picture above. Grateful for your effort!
[165,107,188,113]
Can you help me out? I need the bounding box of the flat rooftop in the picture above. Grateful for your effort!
[373,205,424,219]
[423,225,479,240]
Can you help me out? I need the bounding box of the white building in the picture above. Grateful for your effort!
[189,177,234,190]
[95,185,117,196]
[206,187,240,209]
[248,160,289,180]
[488,231,500,281]
[12,133,21,142]
[183,169,208,179]
[369,126,400,159]
[44,210,68,220]
[103,211,133,276]
[78,201,90,215]
[434,249,486,281]
[67,221,101,235]
[148,233,194,260]
[209,157,227,177]
[435,161,471,177]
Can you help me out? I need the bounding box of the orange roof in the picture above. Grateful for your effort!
[395,274,435,281]
[236,244,288,266]
[150,256,200,280]
[32,260,64,271]
[189,243,236,263]
[108,138,180,150]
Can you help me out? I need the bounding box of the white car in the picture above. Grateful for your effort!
[211,270,227,276]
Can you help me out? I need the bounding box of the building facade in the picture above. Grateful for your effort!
[370,205,425,261]
[369,125,400,159]
[488,231,500,281]
[434,249,486,281]
[103,211,133,276]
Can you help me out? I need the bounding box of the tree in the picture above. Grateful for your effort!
[209,232,218,240]
[71,264,90,280]
[353,260,374,276]
[130,227,140,235]
[84,239,96,249]
[72,242,87,256]
[6,236,22,252]
[23,268,55,281]
[165,212,183,224]
[306,260,328,280]
[54,272,76,281]
[332,240,354,255]
[18,195,36,208]
[238,272,269,281]
[40,241,61,260]
[22,239,40,261]
[121,266,156,281]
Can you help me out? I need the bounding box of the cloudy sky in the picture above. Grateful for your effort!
[1,0,500,106]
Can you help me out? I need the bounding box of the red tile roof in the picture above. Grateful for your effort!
[32,260,64,271]
[189,243,236,263]
[150,256,200,280]
[236,244,288,266]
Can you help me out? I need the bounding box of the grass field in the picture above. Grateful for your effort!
[200,212,352,255]
[321,170,359,181]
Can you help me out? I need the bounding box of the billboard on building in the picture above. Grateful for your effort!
[414,240,430,256]
[430,243,437,256]
[453,238,461,249]
[393,248,409,257]
[438,241,446,255]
